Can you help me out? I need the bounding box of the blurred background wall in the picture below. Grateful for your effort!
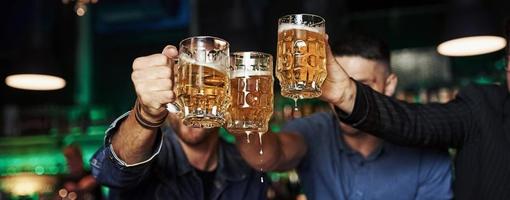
[0,0,508,199]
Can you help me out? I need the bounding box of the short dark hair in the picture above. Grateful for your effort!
[331,33,391,72]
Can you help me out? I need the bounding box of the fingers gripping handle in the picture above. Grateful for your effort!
[167,57,180,114]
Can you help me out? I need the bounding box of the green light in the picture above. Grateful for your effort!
[86,125,108,135]
[270,124,281,133]
[48,166,59,175]
[101,186,110,197]
[219,128,235,143]
[7,166,16,174]
[269,172,281,182]
[69,127,82,135]
[34,166,45,175]
[495,57,507,71]
[75,10,92,106]
[0,135,103,176]
[474,76,493,84]
[90,108,108,121]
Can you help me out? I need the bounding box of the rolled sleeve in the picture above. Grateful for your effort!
[103,111,163,167]
[90,111,164,188]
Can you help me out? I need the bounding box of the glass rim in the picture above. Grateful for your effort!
[278,13,325,25]
[230,51,274,73]
[179,35,229,48]
[231,51,273,59]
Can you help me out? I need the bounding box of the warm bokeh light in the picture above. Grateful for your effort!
[0,173,57,196]
[76,7,86,16]
[5,74,66,91]
[437,36,507,57]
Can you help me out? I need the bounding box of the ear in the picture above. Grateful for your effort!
[384,73,398,96]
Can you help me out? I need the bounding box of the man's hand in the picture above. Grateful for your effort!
[111,45,178,164]
[320,38,357,114]
[131,45,178,122]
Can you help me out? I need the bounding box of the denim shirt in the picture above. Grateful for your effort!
[282,112,453,200]
[90,112,268,200]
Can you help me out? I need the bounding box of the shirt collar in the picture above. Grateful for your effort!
[215,139,251,182]
[163,126,250,182]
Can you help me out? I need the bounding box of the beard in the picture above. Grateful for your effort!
[168,114,219,146]
[176,126,218,146]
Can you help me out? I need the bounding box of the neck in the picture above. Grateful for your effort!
[179,135,219,171]
[342,133,382,158]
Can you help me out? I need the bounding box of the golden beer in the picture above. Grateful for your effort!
[173,36,230,128]
[227,52,274,133]
[276,14,327,99]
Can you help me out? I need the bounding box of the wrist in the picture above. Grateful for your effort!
[134,100,168,129]
[332,78,357,110]
[139,105,167,122]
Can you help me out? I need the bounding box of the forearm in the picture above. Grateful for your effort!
[234,132,306,171]
[111,111,159,164]
[336,81,471,148]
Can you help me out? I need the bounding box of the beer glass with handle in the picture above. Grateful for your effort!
[172,36,230,128]
[226,52,274,136]
[276,14,327,101]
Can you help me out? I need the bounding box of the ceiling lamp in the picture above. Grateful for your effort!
[5,74,66,91]
[5,50,67,91]
[437,36,506,57]
[437,0,506,57]
[5,0,66,91]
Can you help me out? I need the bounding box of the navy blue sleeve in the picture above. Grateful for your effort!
[415,150,453,200]
[89,111,163,189]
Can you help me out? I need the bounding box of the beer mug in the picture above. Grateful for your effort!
[276,14,327,100]
[172,36,230,128]
[226,52,274,133]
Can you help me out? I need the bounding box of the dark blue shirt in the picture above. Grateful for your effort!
[282,112,453,200]
[90,112,268,200]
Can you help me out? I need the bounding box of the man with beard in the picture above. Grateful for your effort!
[90,45,268,200]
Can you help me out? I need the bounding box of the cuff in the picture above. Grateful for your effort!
[104,111,164,168]
[335,80,370,127]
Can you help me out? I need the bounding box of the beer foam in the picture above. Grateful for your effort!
[277,24,325,34]
[230,70,272,78]
[179,55,227,74]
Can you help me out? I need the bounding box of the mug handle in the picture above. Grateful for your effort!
[167,58,181,114]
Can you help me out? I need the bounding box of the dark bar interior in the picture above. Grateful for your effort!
[0,0,509,199]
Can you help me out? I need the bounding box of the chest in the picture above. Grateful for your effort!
[466,99,510,162]
[300,143,422,200]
